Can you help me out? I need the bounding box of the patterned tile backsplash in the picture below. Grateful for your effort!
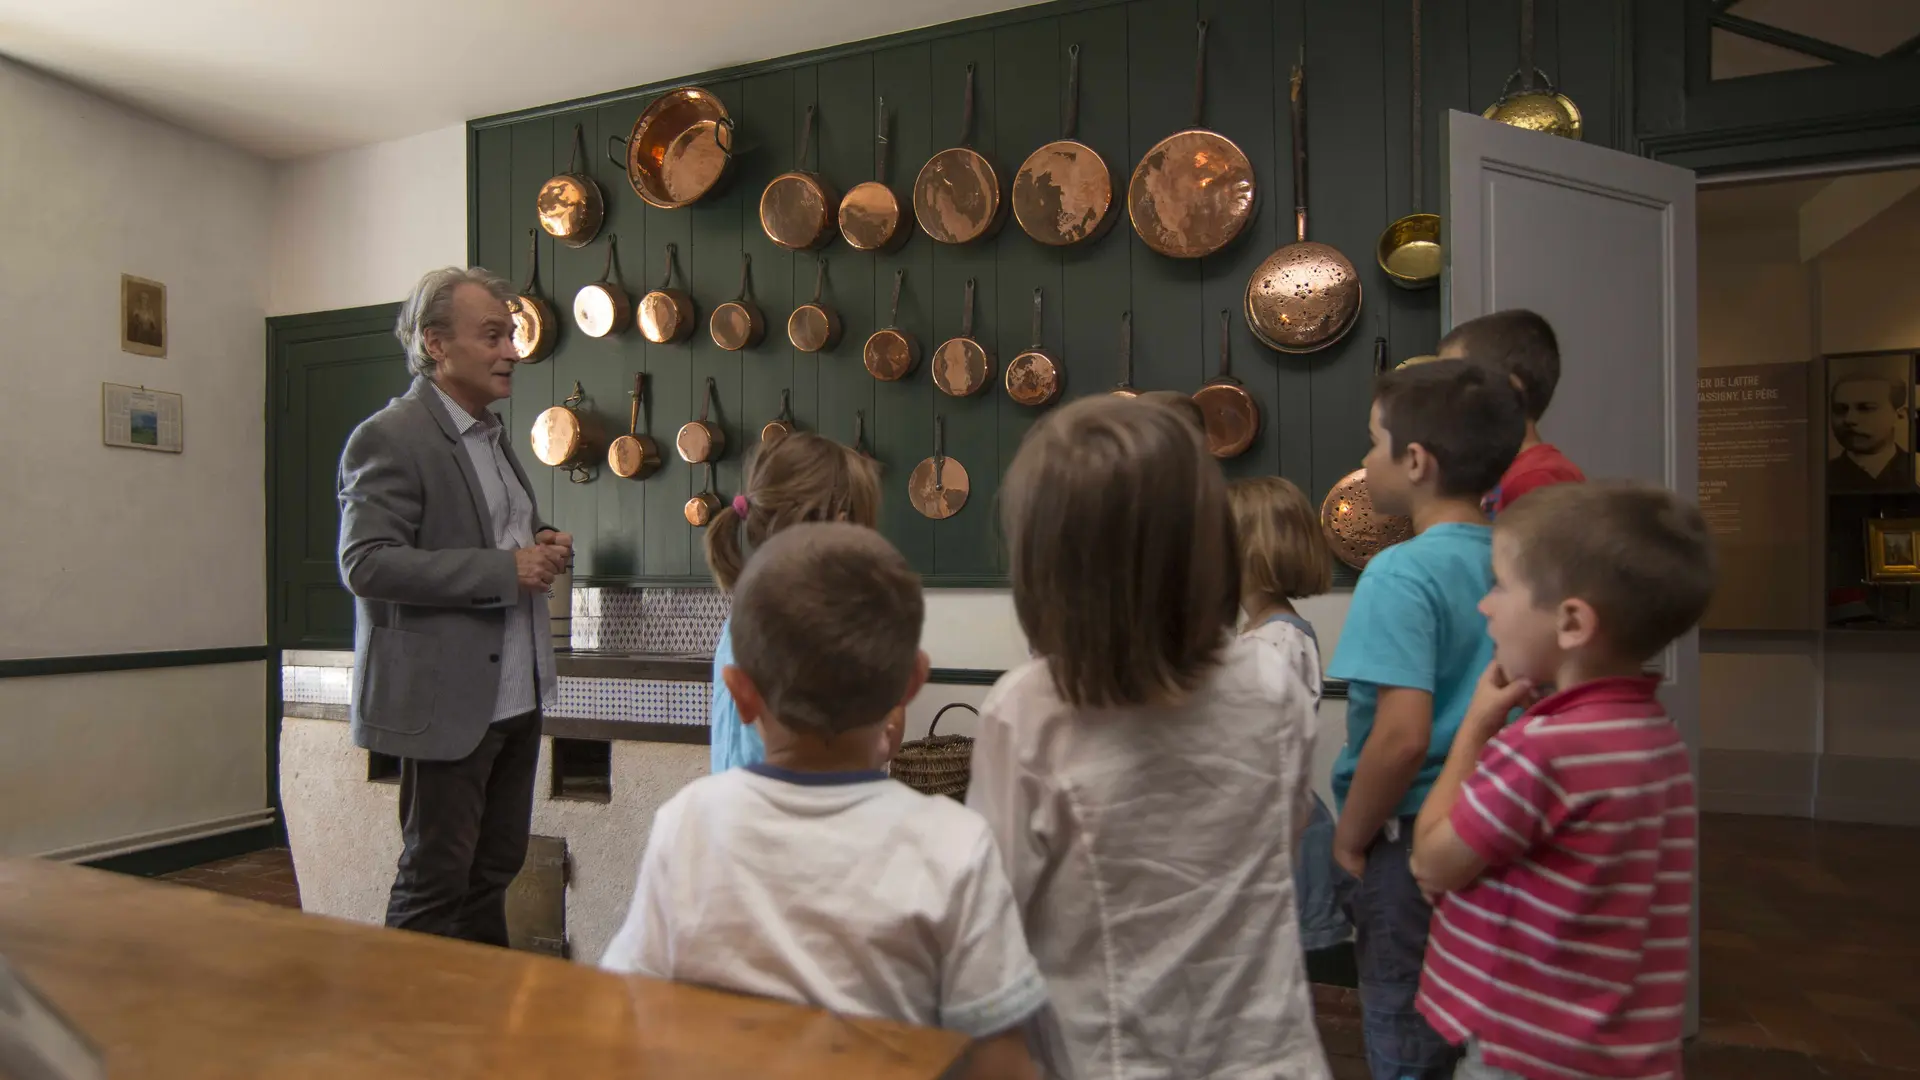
[570,586,729,655]
[283,667,711,727]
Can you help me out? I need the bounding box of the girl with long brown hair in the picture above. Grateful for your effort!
[704,433,880,773]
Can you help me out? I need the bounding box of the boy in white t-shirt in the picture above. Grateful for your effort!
[600,523,1046,1078]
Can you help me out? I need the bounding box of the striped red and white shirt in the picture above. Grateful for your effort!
[1417,677,1695,1080]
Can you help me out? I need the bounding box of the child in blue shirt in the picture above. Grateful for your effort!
[1325,358,1525,1080]
[704,433,881,772]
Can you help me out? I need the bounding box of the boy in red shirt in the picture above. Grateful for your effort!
[1409,482,1715,1080]
[1438,310,1586,513]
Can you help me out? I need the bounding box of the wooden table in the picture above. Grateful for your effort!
[0,859,967,1079]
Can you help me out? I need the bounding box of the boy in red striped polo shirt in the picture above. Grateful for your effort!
[1409,482,1715,1080]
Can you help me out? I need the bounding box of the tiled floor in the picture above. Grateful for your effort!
[166,816,1920,1076]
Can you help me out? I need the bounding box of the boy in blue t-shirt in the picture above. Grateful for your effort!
[1326,358,1525,1080]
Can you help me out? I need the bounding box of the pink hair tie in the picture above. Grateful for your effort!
[732,494,751,518]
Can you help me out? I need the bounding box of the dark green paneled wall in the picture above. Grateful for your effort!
[471,0,1630,586]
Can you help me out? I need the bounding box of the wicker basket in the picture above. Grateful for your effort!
[890,703,978,801]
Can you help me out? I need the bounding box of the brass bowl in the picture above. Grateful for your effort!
[620,88,736,209]
[1482,91,1583,141]
[1376,213,1442,290]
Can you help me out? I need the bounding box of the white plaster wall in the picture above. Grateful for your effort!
[267,124,468,316]
[0,59,273,855]
[0,664,268,857]
[281,718,706,964]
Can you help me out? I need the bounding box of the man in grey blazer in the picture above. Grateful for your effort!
[337,266,572,946]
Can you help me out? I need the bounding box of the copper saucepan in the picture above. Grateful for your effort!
[573,235,631,339]
[608,372,663,480]
[1013,44,1116,247]
[532,381,601,484]
[1245,63,1362,354]
[1482,0,1583,140]
[1377,0,1441,290]
[637,243,695,345]
[607,87,738,209]
[787,256,842,353]
[677,376,727,464]
[932,278,991,398]
[865,269,920,383]
[761,104,838,251]
[1320,339,1414,568]
[839,98,905,252]
[1128,21,1256,259]
[762,389,797,447]
[914,65,1005,245]
[1111,310,1140,398]
[509,228,555,363]
[537,123,605,249]
[1006,287,1062,407]
[686,463,723,527]
[710,253,765,352]
[1193,309,1259,459]
[909,417,969,520]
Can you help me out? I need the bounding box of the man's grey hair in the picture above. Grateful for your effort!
[395,266,517,377]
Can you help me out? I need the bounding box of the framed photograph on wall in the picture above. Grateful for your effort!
[1866,517,1920,583]
[1824,353,1916,494]
[120,274,166,358]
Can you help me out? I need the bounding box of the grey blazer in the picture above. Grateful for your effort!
[337,377,556,761]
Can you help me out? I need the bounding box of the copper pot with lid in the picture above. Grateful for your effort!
[1245,64,1362,354]
[932,278,992,398]
[760,104,838,251]
[839,98,905,252]
[1192,309,1259,459]
[787,256,842,353]
[573,235,631,339]
[710,253,766,352]
[914,65,1005,246]
[1320,339,1414,569]
[1006,287,1063,408]
[865,269,920,383]
[1013,44,1116,247]
[532,381,601,484]
[607,87,738,209]
[677,376,727,464]
[509,228,555,363]
[1127,21,1256,260]
[637,243,696,345]
[537,123,605,249]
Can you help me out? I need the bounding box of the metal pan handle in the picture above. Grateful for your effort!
[1192,21,1209,130]
[1518,0,1536,91]
[1290,63,1307,244]
[960,278,976,340]
[1030,288,1045,350]
[1373,336,1388,377]
[929,701,979,736]
[606,133,629,171]
[597,234,619,286]
[1120,310,1134,388]
[1216,309,1237,383]
[812,256,828,305]
[565,380,586,409]
[1064,44,1083,140]
[933,416,947,492]
[568,122,587,175]
[735,252,753,302]
[629,372,643,435]
[521,228,539,294]
[960,64,976,148]
[875,97,890,182]
[701,461,717,496]
[777,388,793,424]
[1410,0,1424,213]
[798,104,817,172]
[854,409,867,454]
[658,243,679,290]
[699,375,717,424]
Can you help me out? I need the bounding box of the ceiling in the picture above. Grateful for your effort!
[1699,168,1920,260]
[1711,0,1920,80]
[0,0,1036,160]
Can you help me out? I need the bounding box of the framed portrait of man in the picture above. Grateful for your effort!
[120,274,166,358]
[1825,353,1915,494]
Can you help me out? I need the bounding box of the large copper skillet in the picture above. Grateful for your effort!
[1245,64,1361,354]
[607,87,738,210]
[1013,44,1116,247]
[1320,339,1414,568]
[914,65,1005,246]
[1127,21,1256,260]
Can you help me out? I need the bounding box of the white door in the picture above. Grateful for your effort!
[1444,109,1702,1032]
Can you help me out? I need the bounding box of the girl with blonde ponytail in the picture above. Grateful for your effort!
[704,433,881,771]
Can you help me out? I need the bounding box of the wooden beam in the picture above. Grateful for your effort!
[1711,12,1876,65]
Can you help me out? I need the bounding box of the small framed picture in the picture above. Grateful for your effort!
[1866,518,1920,583]
[120,274,166,358]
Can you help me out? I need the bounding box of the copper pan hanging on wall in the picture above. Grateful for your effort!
[1005,287,1063,407]
[914,64,1005,245]
[1320,339,1414,569]
[932,278,992,398]
[572,235,631,339]
[1192,309,1259,459]
[761,104,838,250]
[1245,63,1361,354]
[1127,21,1256,260]
[840,98,906,252]
[607,372,663,480]
[537,123,605,248]
[709,253,766,352]
[787,256,842,353]
[637,243,696,345]
[1376,0,1442,290]
[509,228,555,362]
[1013,44,1116,247]
[607,87,738,209]
[865,269,920,383]
[532,381,601,485]
[909,417,969,520]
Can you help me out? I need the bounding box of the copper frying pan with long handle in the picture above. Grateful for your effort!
[509,228,555,362]
[1013,44,1117,247]
[865,269,920,383]
[608,372,663,480]
[1127,21,1256,260]
[914,65,1005,246]
[840,98,905,252]
[1192,309,1259,459]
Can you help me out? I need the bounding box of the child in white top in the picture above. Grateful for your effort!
[969,397,1331,1080]
[603,524,1045,1078]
